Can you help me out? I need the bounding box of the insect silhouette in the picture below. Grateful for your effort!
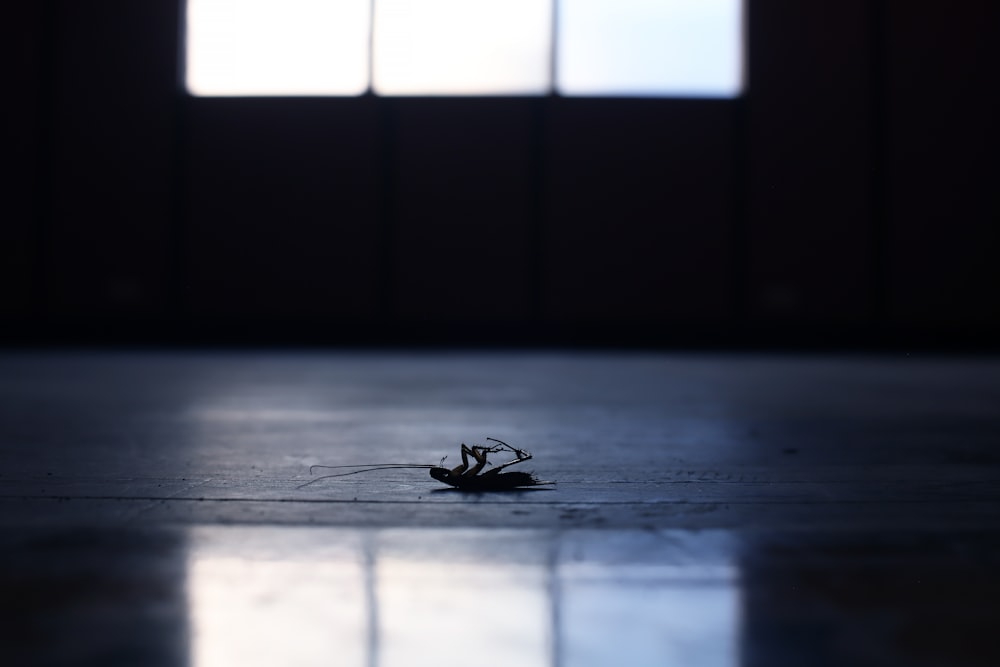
[299,438,554,491]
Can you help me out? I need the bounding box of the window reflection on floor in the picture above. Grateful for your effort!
[187,527,740,667]
[378,560,550,666]
[561,571,738,666]
[558,530,740,667]
[187,527,368,667]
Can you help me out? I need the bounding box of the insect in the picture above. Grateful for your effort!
[299,438,554,491]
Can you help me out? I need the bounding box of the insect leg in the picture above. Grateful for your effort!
[460,444,494,477]
[447,444,473,476]
[482,446,533,475]
[485,438,530,460]
[449,444,494,476]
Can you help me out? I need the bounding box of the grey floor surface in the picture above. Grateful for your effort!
[1,350,998,666]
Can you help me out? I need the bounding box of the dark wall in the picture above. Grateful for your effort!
[5,0,998,347]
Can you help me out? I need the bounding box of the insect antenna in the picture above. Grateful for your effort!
[298,463,436,489]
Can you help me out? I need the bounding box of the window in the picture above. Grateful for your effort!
[557,0,743,97]
[185,0,743,98]
[372,0,551,96]
[185,0,371,96]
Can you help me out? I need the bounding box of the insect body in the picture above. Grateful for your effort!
[429,439,553,490]
[300,438,553,491]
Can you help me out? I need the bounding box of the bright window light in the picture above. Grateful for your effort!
[372,0,552,96]
[186,527,742,667]
[184,0,744,98]
[556,0,743,97]
[377,558,550,667]
[185,0,371,96]
[561,576,740,667]
[187,527,367,667]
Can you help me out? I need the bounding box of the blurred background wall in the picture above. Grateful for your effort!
[3,0,997,347]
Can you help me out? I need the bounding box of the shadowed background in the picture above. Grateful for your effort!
[3,0,997,348]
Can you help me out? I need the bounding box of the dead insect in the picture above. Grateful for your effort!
[299,438,554,491]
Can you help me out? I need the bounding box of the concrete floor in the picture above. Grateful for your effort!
[1,350,998,666]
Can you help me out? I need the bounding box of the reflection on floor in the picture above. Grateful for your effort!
[188,527,738,667]
[1,350,998,666]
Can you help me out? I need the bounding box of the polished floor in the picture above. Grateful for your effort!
[1,350,998,666]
